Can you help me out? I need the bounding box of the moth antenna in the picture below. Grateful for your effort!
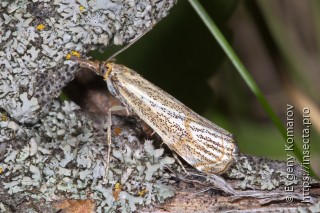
[106,27,153,62]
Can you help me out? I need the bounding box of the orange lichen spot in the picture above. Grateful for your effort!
[114,127,122,135]
[112,183,122,201]
[0,114,8,121]
[66,54,72,60]
[66,51,81,60]
[137,188,148,197]
[36,24,46,30]
[79,6,85,11]
[52,199,95,213]
[0,167,3,174]
[71,50,81,57]
[115,182,121,189]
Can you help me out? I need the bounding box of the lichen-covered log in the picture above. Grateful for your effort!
[1,0,320,212]
[1,100,319,212]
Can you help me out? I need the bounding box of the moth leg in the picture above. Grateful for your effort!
[159,139,190,175]
[150,131,156,137]
[104,105,127,183]
[172,152,190,175]
[208,173,236,195]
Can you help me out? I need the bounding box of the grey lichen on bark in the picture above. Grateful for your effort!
[1,0,320,212]
[0,100,176,212]
[0,0,176,124]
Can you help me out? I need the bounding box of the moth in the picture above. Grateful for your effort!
[70,56,239,174]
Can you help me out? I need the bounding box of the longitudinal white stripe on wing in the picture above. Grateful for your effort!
[122,81,188,127]
[182,139,221,163]
[189,122,225,145]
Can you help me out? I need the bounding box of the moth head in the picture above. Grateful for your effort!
[100,62,114,79]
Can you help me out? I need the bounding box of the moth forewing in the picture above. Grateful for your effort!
[105,62,238,174]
